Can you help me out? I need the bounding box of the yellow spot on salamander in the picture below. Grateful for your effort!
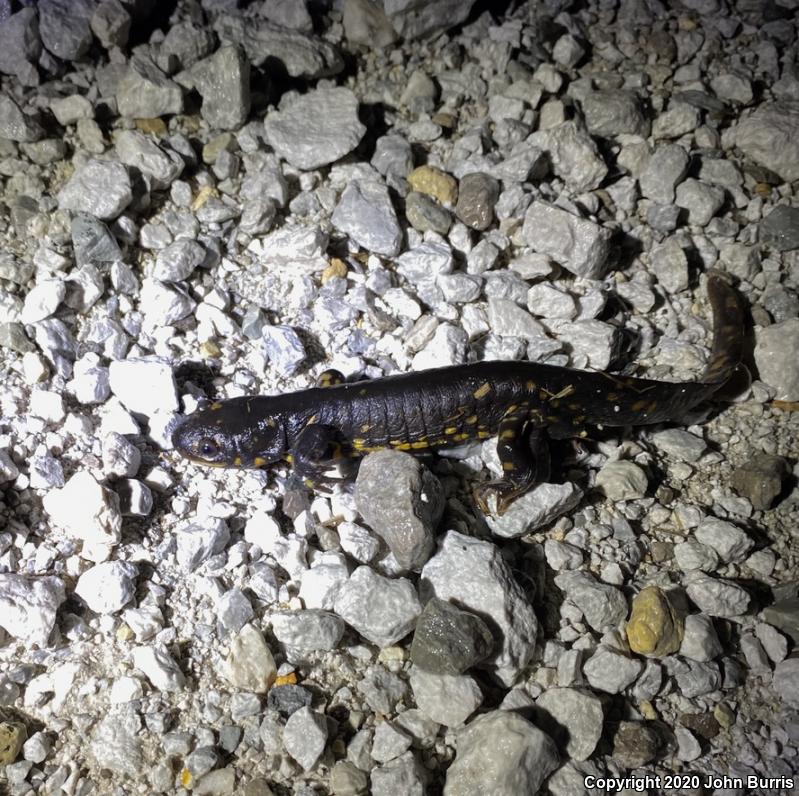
[352,438,366,448]
[502,461,515,471]
[606,392,620,402]
[360,424,372,433]
[392,441,411,451]
[253,456,267,467]
[285,454,294,463]
[444,426,457,434]
[500,429,516,440]
[453,432,469,441]
[411,440,429,449]
[210,402,222,410]
[466,415,478,424]
[233,455,242,466]
[473,382,492,400]
[526,380,536,391]
[477,430,491,438]
[631,399,648,412]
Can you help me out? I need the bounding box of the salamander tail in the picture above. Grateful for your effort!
[701,269,746,386]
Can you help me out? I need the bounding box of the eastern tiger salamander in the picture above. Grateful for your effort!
[173,271,745,514]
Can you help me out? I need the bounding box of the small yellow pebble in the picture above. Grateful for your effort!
[714,702,735,729]
[625,585,684,657]
[180,768,193,788]
[116,623,135,642]
[191,185,218,211]
[322,258,349,284]
[134,117,168,136]
[408,165,458,206]
[639,700,658,720]
[200,341,222,358]
[274,672,298,686]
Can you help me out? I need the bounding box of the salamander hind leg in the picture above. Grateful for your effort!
[473,404,551,517]
[317,369,346,388]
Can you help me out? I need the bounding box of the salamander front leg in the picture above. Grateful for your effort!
[289,423,349,491]
[473,406,551,516]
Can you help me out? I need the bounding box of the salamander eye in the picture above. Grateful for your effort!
[198,438,220,459]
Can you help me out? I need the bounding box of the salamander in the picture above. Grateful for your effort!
[172,270,745,515]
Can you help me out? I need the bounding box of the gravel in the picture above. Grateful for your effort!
[0,0,797,792]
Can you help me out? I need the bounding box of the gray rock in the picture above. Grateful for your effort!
[0,95,42,142]
[58,159,132,220]
[760,598,799,644]
[371,133,413,181]
[270,609,345,651]
[214,15,343,78]
[132,645,185,692]
[0,574,65,646]
[650,237,689,293]
[109,357,178,416]
[528,121,608,192]
[694,518,753,563]
[583,646,642,693]
[283,707,328,771]
[679,614,723,661]
[554,570,628,633]
[410,598,493,675]
[117,57,184,118]
[534,687,604,761]
[386,0,478,39]
[267,684,312,717]
[455,172,500,231]
[223,623,276,693]
[343,0,398,50]
[443,711,558,796]
[90,0,131,49]
[39,0,93,61]
[89,712,143,777]
[161,21,215,69]
[639,144,690,204]
[75,561,137,614]
[355,450,443,571]
[652,102,700,138]
[773,659,799,707]
[595,461,648,501]
[405,191,451,235]
[175,519,230,572]
[581,90,649,137]
[262,324,306,377]
[754,319,799,401]
[186,45,250,130]
[33,318,78,377]
[421,531,537,685]
[685,576,750,617]
[264,87,365,170]
[357,665,408,715]
[522,201,612,279]
[332,180,402,257]
[673,659,721,698]
[371,750,426,796]
[674,539,719,573]
[727,100,799,183]
[334,566,421,647]
[675,178,725,226]
[486,482,583,538]
[651,428,707,462]
[216,588,254,633]
[371,721,412,764]
[153,240,205,282]
[71,214,121,265]
[760,205,799,252]
[0,9,41,80]
[409,667,482,727]
[114,130,183,189]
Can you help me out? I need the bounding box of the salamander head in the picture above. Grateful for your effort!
[171,398,286,468]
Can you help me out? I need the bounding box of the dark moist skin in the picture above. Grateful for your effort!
[173,271,745,515]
